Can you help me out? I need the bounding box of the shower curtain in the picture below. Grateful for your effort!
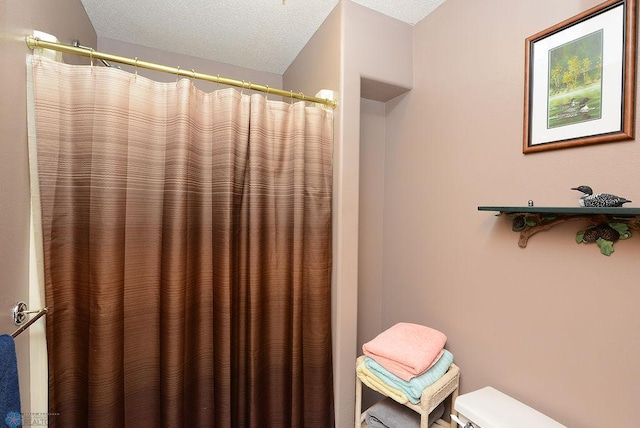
[28,56,334,427]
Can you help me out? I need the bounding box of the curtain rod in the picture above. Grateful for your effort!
[25,35,338,109]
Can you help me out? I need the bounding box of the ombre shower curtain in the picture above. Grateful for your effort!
[28,56,334,427]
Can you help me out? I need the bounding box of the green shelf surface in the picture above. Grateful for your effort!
[478,206,640,216]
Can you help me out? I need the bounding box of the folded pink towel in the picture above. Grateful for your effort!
[362,322,447,381]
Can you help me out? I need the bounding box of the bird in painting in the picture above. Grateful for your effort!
[571,185,631,207]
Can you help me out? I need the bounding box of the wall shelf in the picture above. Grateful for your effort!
[478,206,640,256]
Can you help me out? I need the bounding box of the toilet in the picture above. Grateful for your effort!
[453,386,567,428]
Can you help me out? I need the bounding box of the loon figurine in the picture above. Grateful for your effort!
[571,185,631,207]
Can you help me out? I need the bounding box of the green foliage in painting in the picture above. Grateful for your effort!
[547,30,603,128]
[549,30,603,95]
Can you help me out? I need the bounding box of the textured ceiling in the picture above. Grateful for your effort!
[79,0,446,75]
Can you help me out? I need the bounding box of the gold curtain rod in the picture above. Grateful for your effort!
[25,35,337,109]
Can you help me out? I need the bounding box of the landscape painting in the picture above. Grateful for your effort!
[547,30,603,129]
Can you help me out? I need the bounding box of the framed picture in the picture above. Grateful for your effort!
[523,0,637,153]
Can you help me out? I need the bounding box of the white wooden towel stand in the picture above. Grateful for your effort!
[354,357,460,428]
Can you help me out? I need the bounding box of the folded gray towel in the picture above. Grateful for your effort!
[365,397,444,428]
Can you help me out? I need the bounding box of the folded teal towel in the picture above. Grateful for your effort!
[365,349,454,404]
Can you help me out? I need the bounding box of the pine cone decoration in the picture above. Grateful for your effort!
[595,224,620,242]
[583,224,620,243]
[582,226,600,242]
[512,216,526,231]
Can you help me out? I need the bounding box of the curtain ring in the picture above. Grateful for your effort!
[89,48,94,69]
[290,90,294,104]
[175,66,181,84]
[191,69,196,81]
[216,74,221,91]
[134,57,139,80]
[265,85,269,101]
[241,80,246,95]
[33,37,41,61]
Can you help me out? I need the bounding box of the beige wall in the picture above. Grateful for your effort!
[0,0,96,411]
[98,38,282,93]
[357,98,386,354]
[285,2,414,426]
[341,4,413,426]
[284,5,350,425]
[358,97,386,411]
[380,0,640,426]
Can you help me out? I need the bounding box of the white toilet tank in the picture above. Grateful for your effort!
[454,386,567,428]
